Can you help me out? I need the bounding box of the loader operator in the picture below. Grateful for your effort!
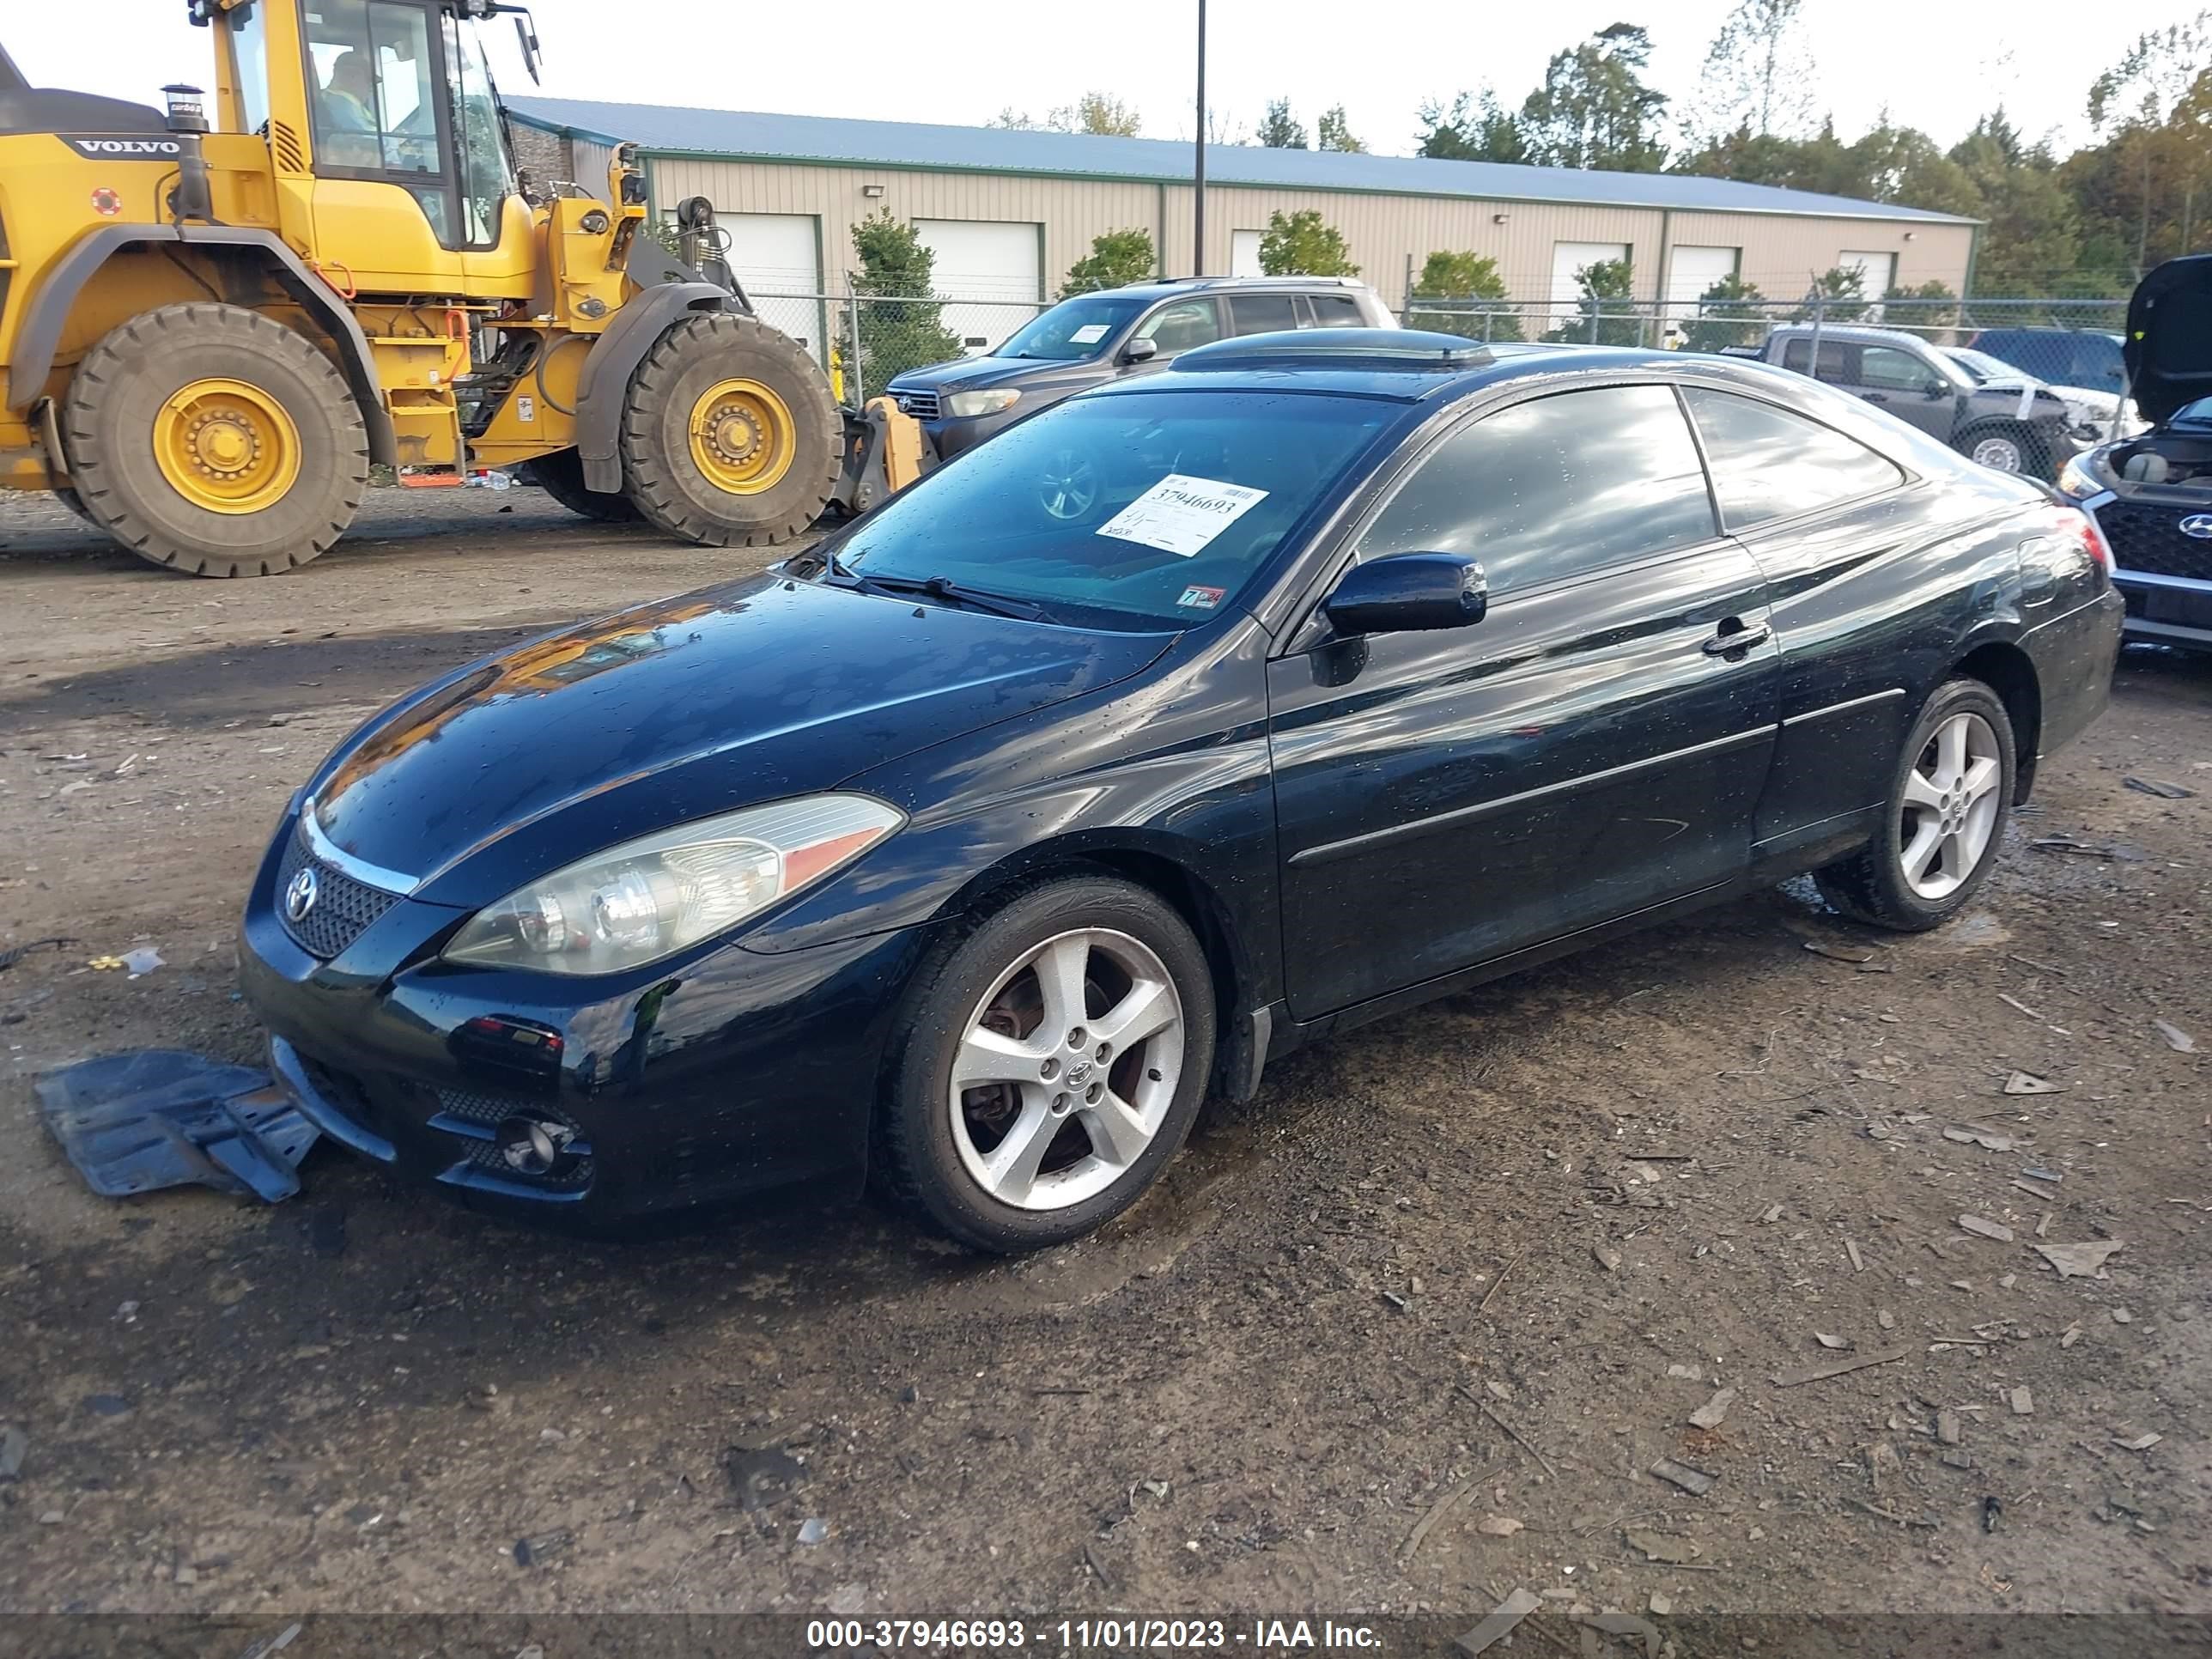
[314,49,380,168]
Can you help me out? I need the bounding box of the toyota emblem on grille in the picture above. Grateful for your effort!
[284,866,320,922]
[2181,514,2212,539]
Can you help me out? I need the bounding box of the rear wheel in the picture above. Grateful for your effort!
[63,302,367,577]
[1814,678,2016,931]
[617,312,840,545]
[524,446,639,521]
[877,876,1217,1253]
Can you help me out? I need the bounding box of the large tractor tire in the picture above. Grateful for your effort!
[524,446,640,521]
[617,311,841,546]
[63,302,368,577]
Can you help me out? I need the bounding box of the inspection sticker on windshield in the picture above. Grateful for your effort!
[1068,323,1111,345]
[1097,473,1268,556]
[1176,584,1225,610]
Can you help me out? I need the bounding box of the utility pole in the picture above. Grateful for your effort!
[1193,0,1207,276]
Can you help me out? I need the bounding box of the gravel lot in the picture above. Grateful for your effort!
[2,488,2209,1632]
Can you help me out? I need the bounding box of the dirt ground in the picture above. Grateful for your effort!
[2,488,2209,1636]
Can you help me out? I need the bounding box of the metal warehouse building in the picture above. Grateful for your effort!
[508,96,1977,349]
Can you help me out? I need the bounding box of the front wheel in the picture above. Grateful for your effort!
[1814,678,2016,931]
[525,447,639,521]
[877,876,1217,1253]
[1958,422,2047,479]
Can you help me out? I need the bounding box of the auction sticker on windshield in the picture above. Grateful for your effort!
[1068,323,1111,345]
[1097,474,1269,557]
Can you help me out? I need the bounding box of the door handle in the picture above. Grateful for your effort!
[1863,392,1890,403]
[1703,620,1771,656]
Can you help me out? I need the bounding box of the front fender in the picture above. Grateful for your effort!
[572,281,732,492]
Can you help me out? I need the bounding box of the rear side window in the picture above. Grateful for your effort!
[1354,385,1717,595]
[1683,386,1905,529]
[1306,294,1365,328]
[1780,337,1856,381]
[1230,294,1303,335]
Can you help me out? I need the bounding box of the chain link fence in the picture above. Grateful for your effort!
[740,290,1049,405]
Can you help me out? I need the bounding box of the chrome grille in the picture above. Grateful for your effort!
[894,388,940,421]
[2094,501,2212,581]
[275,824,401,960]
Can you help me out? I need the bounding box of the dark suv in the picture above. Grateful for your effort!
[2055,256,2212,648]
[884,277,1395,458]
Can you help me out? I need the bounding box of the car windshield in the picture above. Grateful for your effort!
[994,295,1152,361]
[831,390,1394,628]
[1947,348,2032,385]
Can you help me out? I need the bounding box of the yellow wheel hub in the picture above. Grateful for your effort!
[155,378,301,514]
[687,378,797,495]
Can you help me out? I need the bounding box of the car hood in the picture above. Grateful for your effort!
[306,574,1169,908]
[888,355,1099,395]
[2124,255,2212,423]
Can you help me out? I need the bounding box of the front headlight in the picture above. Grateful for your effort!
[443,795,903,975]
[2055,453,2100,499]
[946,387,1020,418]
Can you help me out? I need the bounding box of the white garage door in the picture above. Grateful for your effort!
[1666,245,1739,317]
[1839,249,1898,316]
[1551,240,1632,320]
[914,220,1042,301]
[1231,230,1265,278]
[714,212,824,363]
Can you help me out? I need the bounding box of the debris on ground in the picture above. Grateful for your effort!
[2030,836,2125,859]
[1997,993,2045,1021]
[1455,1587,1541,1656]
[1591,1243,1623,1273]
[2124,776,2194,799]
[1814,1332,1851,1349]
[1577,1611,1663,1656]
[1688,1388,1735,1430]
[1625,1528,1702,1564]
[1937,1410,1963,1446]
[1983,1496,2003,1534]
[2010,1388,2035,1416]
[1846,1238,1865,1272]
[0,1424,26,1480]
[34,1051,318,1203]
[2154,1019,2197,1054]
[2033,1240,2124,1279]
[1647,1592,1673,1617]
[1650,1457,1717,1496]
[512,1529,572,1567]
[1475,1514,1524,1536]
[1959,1215,2015,1243]
[1773,1347,1906,1388]
[1400,1476,1476,1564]
[0,936,74,972]
[725,1446,807,1511]
[2116,1431,2163,1451]
[1805,940,1877,963]
[797,1518,829,1545]
[2004,1072,2063,1095]
[1944,1127,2018,1152]
[1868,1441,1902,1491]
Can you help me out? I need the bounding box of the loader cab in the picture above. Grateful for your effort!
[213,0,534,288]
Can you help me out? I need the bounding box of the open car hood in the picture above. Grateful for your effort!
[2124,255,2212,424]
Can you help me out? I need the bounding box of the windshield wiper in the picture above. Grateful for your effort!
[853,572,1044,621]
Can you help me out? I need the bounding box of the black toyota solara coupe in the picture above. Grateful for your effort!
[240,330,2122,1252]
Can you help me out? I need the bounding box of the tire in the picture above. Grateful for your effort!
[1957,422,2048,479]
[877,875,1218,1254]
[524,446,639,521]
[617,312,841,546]
[62,302,367,577]
[52,486,96,524]
[1814,678,2017,932]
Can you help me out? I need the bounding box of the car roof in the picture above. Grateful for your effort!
[1086,334,1704,404]
[1071,276,1377,302]
[1765,323,1931,348]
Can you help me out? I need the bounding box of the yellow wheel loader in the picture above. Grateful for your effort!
[0,2,921,579]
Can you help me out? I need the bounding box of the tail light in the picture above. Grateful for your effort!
[2070,507,2112,585]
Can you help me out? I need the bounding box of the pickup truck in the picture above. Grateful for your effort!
[1722,324,2094,479]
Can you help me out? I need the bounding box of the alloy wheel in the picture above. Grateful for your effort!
[1899,710,2002,900]
[947,927,1184,1211]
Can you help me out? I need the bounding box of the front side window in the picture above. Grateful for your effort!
[836,390,1391,628]
[1860,344,1940,392]
[444,15,514,246]
[1682,386,1905,530]
[305,1,447,235]
[1133,300,1224,357]
[1353,385,1716,596]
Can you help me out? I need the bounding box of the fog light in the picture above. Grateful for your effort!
[495,1112,574,1176]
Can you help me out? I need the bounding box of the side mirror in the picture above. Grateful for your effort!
[1323,553,1488,637]
[1121,337,1159,365]
[1924,380,1951,398]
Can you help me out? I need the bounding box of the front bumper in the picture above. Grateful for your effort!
[2075,494,2212,647]
[238,811,931,1231]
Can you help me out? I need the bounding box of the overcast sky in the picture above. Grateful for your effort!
[9,0,2201,158]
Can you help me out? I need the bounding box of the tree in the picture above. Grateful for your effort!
[1061,228,1157,296]
[1316,106,1365,153]
[2088,13,2212,131]
[989,93,1141,136]
[1885,278,1961,343]
[1414,90,1524,162]
[1407,250,1521,340]
[1545,257,1639,344]
[1692,0,1814,143]
[849,210,962,391]
[1258,210,1358,276]
[1516,23,1668,173]
[1680,272,1767,351]
[1790,264,1868,323]
[1257,98,1308,149]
